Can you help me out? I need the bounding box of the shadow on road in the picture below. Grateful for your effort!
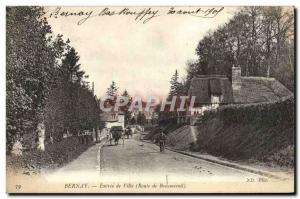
[103,144,121,147]
[142,151,161,154]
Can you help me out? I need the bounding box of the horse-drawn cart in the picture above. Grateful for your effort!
[108,126,124,145]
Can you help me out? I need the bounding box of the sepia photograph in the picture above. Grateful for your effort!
[6,5,295,193]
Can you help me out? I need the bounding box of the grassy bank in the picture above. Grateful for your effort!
[143,118,185,142]
[192,96,294,167]
[7,136,94,175]
[144,96,294,168]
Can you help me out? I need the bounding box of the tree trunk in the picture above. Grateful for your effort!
[267,61,270,78]
[96,128,100,142]
[92,128,96,142]
[37,120,45,151]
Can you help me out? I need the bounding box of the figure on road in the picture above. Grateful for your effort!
[158,129,167,152]
[125,126,132,139]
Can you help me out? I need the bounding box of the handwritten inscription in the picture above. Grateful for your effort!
[46,6,224,25]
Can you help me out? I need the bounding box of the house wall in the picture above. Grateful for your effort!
[190,106,211,116]
[118,114,125,129]
[104,114,125,130]
[190,94,221,116]
[211,95,221,109]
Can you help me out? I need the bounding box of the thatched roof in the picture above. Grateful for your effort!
[233,77,293,103]
[188,76,233,105]
[189,75,293,106]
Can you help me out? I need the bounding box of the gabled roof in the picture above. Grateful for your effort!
[188,76,233,105]
[233,77,293,104]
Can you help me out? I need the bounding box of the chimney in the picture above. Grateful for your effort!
[232,65,241,90]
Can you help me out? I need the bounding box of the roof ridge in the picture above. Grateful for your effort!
[241,76,275,81]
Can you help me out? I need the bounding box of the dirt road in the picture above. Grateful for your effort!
[99,135,266,183]
[44,133,295,193]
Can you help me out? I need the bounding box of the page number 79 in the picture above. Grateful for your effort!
[15,185,22,190]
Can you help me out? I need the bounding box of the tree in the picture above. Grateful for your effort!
[106,81,119,107]
[6,6,59,153]
[120,90,132,125]
[183,60,202,94]
[169,70,181,96]
[191,6,294,91]
[7,7,102,154]
[45,42,101,141]
[106,81,118,97]
[55,47,85,137]
[60,47,84,84]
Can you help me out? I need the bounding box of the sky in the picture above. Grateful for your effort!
[46,6,238,98]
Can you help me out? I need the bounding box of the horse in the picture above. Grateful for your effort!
[124,128,133,139]
[110,130,122,145]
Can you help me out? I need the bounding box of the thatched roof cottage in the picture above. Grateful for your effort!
[188,66,293,114]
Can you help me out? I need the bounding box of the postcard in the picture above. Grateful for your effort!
[6,6,295,193]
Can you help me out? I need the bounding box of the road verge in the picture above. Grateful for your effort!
[96,138,108,173]
[140,136,290,181]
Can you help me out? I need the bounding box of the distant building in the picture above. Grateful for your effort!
[130,102,157,125]
[100,111,125,130]
[188,66,293,116]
